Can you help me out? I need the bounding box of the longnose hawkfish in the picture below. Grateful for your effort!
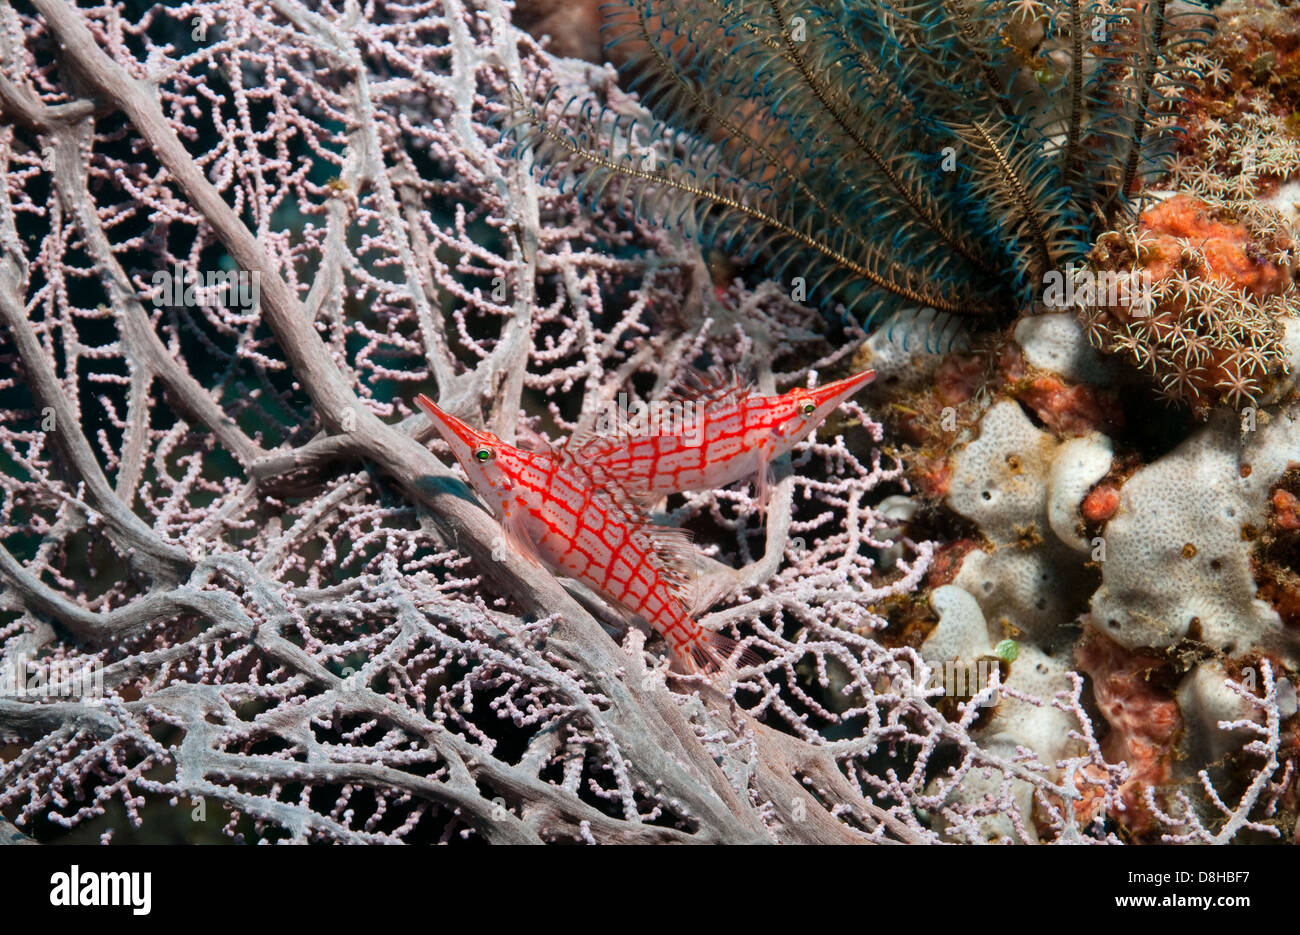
[416,394,747,674]
[569,369,876,501]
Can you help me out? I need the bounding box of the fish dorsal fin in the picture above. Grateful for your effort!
[560,454,698,606]
[559,366,751,459]
[513,423,559,456]
[559,425,627,465]
[559,436,663,507]
[661,365,750,409]
[572,454,653,524]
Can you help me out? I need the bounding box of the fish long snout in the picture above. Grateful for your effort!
[415,394,494,450]
[807,368,876,409]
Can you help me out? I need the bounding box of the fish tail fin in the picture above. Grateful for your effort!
[684,631,765,677]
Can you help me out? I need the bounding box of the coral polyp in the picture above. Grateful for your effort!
[1077,193,1296,414]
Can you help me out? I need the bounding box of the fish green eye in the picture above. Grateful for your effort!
[475,447,493,462]
[802,403,816,416]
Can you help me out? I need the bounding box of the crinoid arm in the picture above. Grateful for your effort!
[507,0,1213,329]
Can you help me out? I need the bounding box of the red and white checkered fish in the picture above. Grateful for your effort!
[570,369,876,501]
[416,394,741,674]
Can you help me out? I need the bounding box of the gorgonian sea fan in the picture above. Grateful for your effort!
[0,0,1029,845]
[508,0,1214,326]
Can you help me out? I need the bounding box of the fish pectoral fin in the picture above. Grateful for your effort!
[500,508,546,568]
[637,524,700,608]
[755,451,774,513]
[626,487,662,510]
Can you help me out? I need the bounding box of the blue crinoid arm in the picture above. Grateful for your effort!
[507,0,1213,330]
